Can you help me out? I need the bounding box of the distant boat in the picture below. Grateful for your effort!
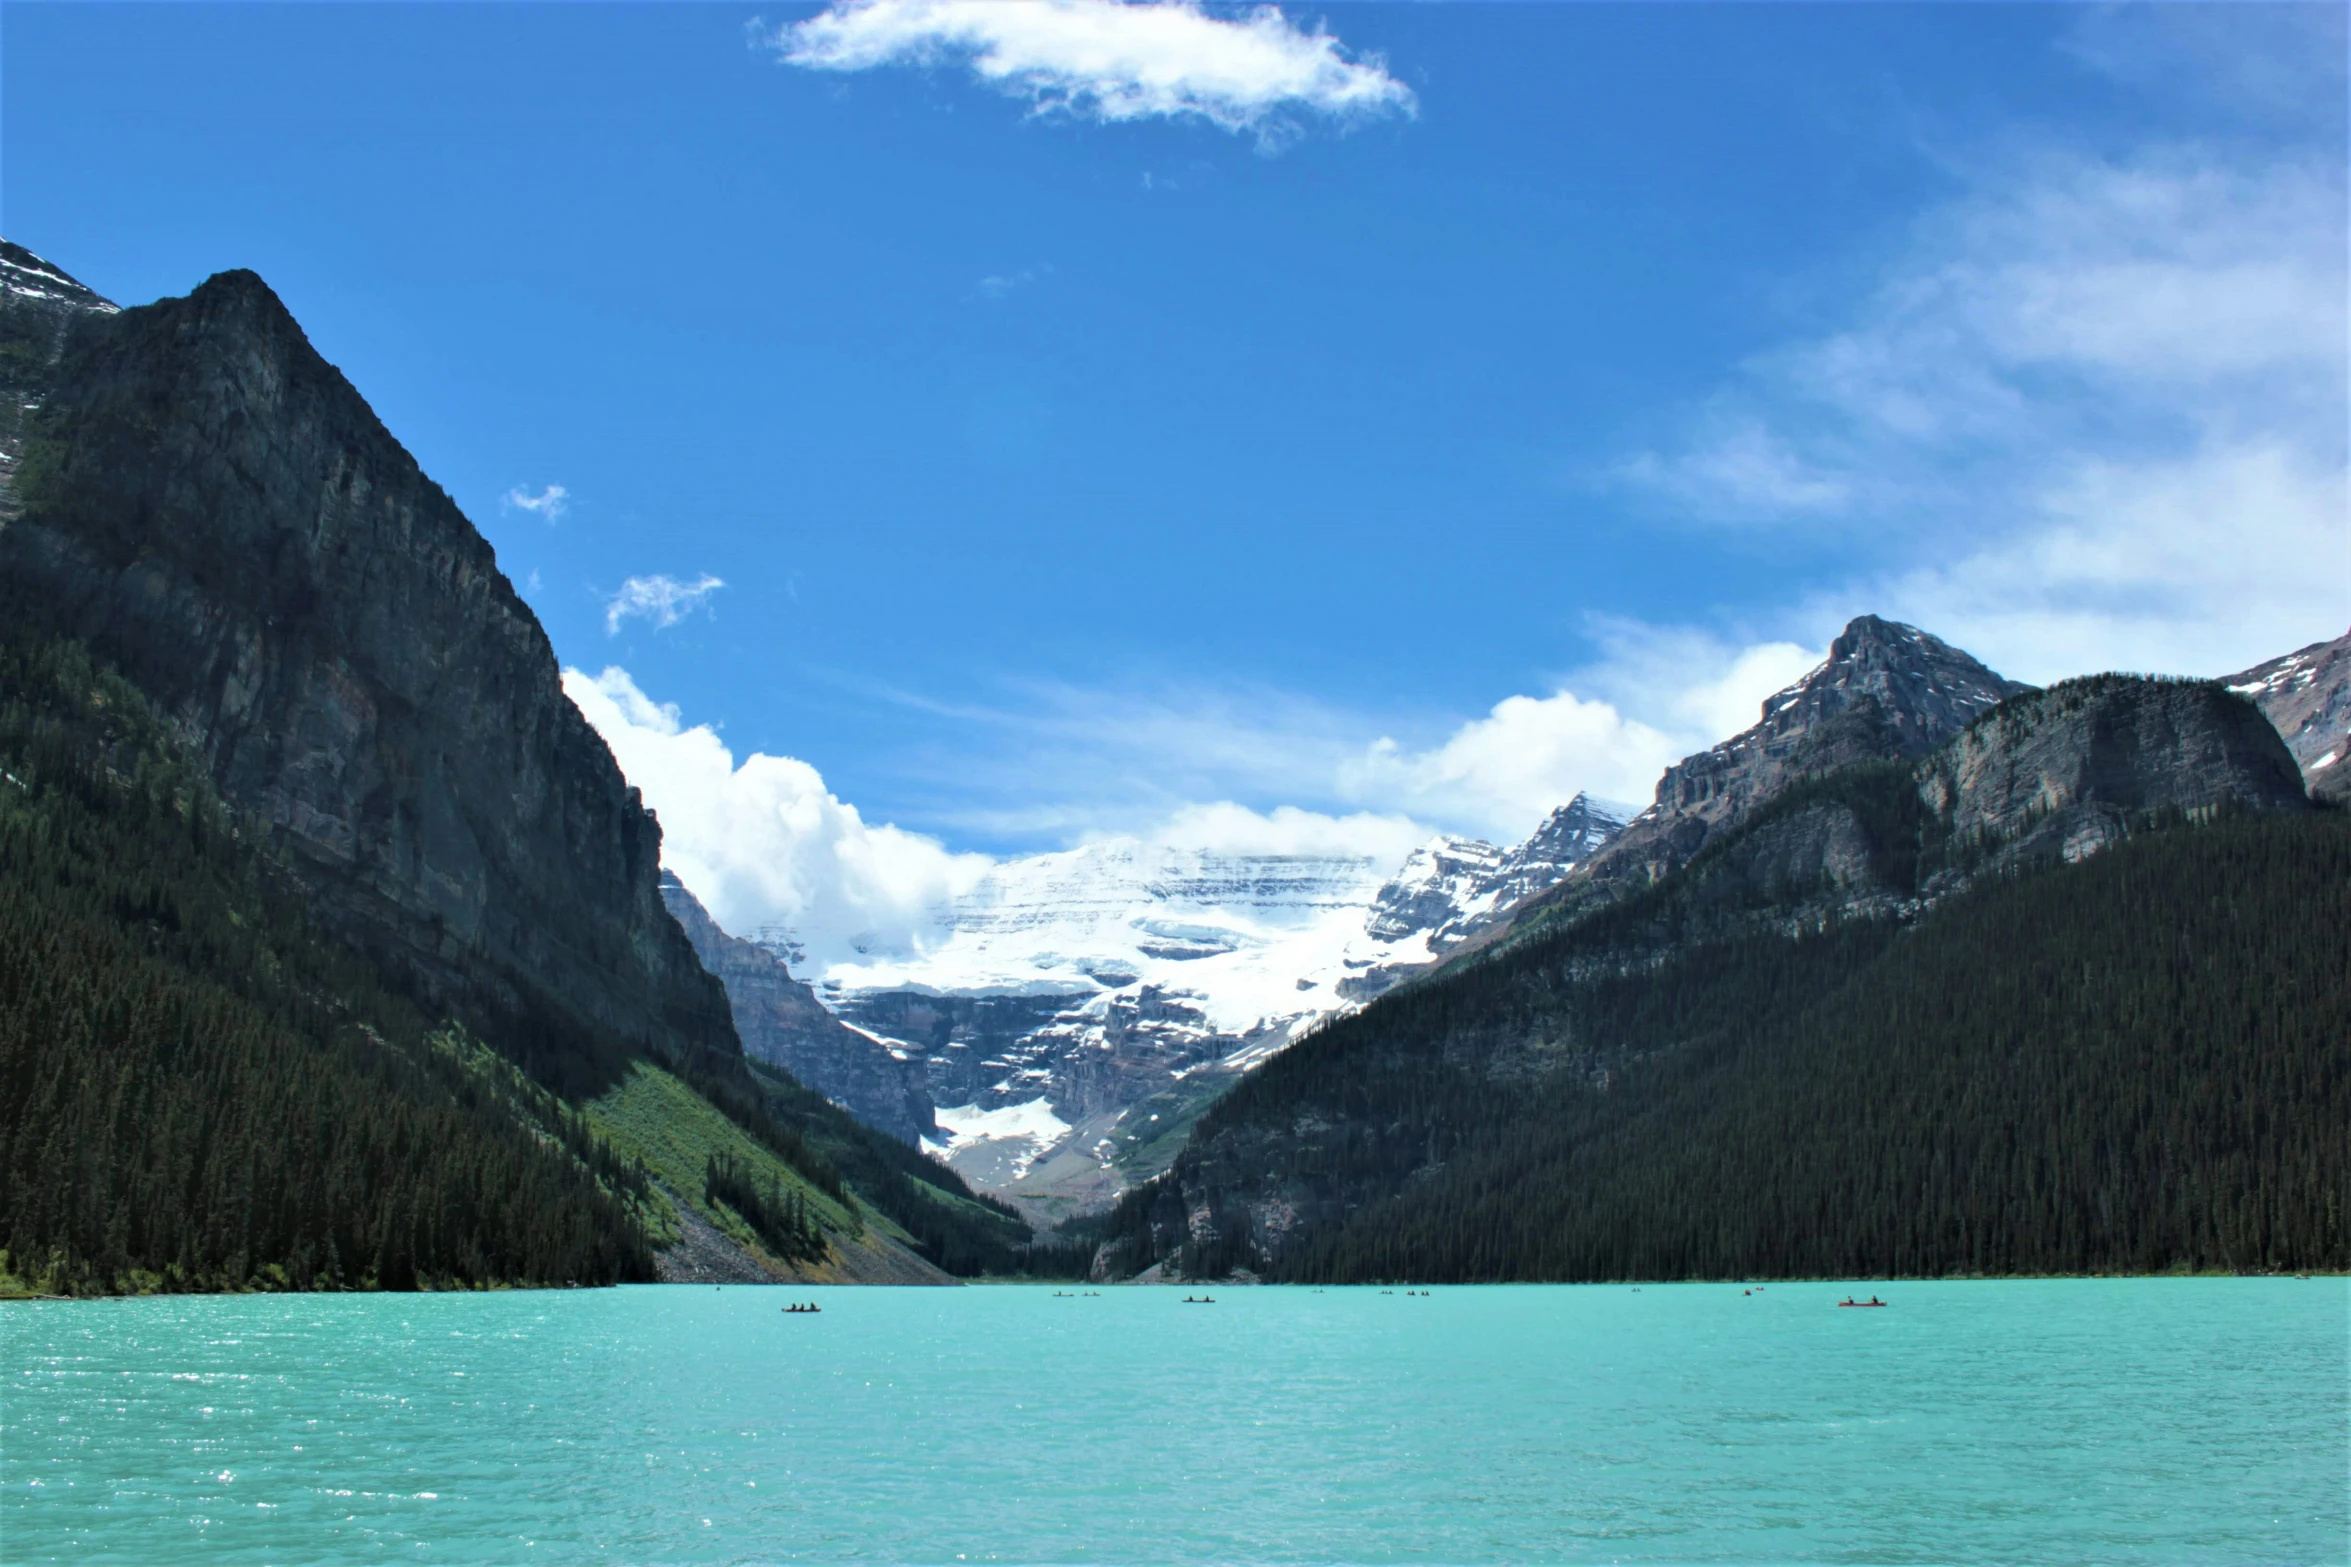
[1837,1296,1886,1308]
[783,1302,822,1314]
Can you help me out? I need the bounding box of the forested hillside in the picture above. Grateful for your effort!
[0,638,660,1295]
[1094,801,2349,1283]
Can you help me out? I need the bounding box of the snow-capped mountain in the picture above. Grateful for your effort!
[2227,629,2350,803]
[1362,795,1631,970]
[785,794,1629,1209]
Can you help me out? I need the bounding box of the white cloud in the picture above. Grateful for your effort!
[502,483,568,521]
[2060,4,2347,128]
[567,666,992,971]
[1335,631,1822,836]
[1614,133,2347,679]
[1136,800,1425,865]
[604,573,726,634]
[1869,438,2348,683]
[974,263,1051,299]
[572,632,1839,968]
[762,0,1414,141]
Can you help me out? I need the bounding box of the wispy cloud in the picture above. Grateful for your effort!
[604,573,726,635]
[800,632,1822,851]
[974,263,1052,299]
[502,483,569,522]
[1612,119,2345,679]
[758,0,1415,144]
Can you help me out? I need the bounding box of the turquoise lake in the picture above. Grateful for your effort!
[4,1279,2344,1564]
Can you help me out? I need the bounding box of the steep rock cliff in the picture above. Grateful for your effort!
[0,253,736,1090]
[661,872,938,1145]
[1920,675,2312,863]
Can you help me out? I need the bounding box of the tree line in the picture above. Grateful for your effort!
[1095,797,2348,1282]
[0,637,657,1293]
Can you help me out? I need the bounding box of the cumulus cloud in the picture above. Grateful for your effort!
[502,483,568,521]
[853,629,1824,853]
[1335,631,1822,837]
[570,633,1849,969]
[604,573,726,634]
[761,0,1414,141]
[567,667,991,971]
[570,667,1443,971]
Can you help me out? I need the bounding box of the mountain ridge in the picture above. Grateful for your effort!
[1478,616,2031,950]
[0,255,736,1095]
[1085,664,2325,1282]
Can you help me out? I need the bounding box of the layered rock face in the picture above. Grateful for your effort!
[2228,630,2351,803]
[660,873,937,1144]
[1659,675,2311,939]
[1921,676,2312,862]
[0,252,737,1087]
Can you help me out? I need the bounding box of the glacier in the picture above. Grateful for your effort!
[779,795,1630,1212]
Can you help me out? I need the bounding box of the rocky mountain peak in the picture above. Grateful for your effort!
[0,257,740,1092]
[1,241,117,315]
[1520,792,1634,864]
[1483,616,2031,936]
[0,242,121,525]
[1639,614,2028,832]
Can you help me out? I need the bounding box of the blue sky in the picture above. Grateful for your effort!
[7,2,2345,943]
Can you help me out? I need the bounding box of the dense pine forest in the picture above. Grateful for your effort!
[0,638,659,1294]
[0,635,1069,1291]
[1098,802,2349,1282]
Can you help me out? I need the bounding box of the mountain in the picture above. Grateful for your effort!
[1087,670,2335,1283]
[0,636,662,1294]
[0,256,733,1096]
[0,246,1008,1290]
[1359,795,1631,982]
[661,871,938,1146]
[2227,629,2351,803]
[781,795,1626,1217]
[1493,616,2030,943]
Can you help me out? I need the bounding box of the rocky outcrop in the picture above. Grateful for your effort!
[1585,675,2309,951]
[1490,615,2030,941]
[2228,630,2350,803]
[0,250,737,1090]
[1920,676,2311,865]
[660,872,938,1145]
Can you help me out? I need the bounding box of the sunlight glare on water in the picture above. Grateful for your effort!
[4,1279,2344,1564]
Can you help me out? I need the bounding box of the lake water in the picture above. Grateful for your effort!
[4,1279,2343,1564]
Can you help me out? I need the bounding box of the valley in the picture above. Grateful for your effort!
[0,236,2343,1294]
